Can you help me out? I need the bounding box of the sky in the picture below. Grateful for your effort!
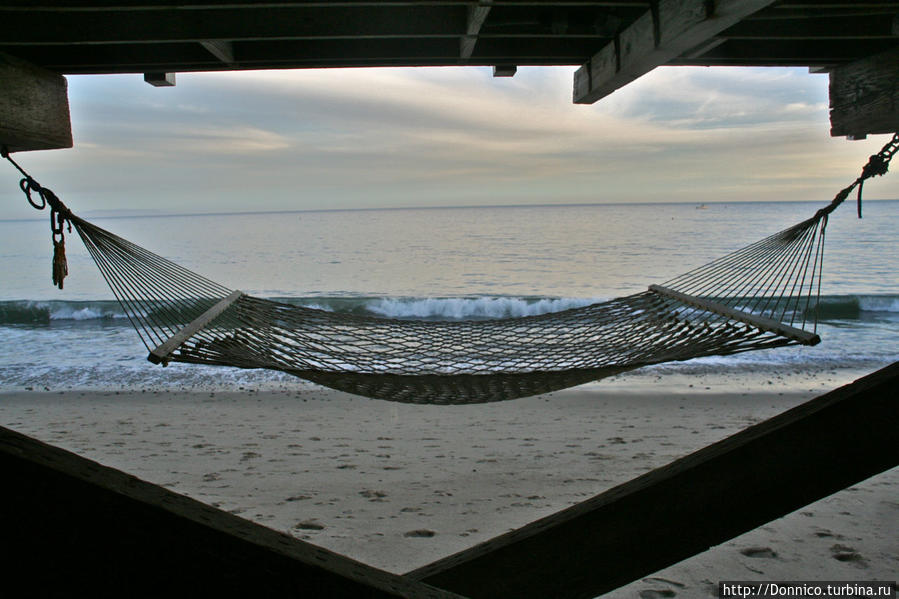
[1,64,897,218]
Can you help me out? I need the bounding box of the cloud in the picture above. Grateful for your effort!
[0,65,895,217]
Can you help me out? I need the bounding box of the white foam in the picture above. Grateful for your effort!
[858,295,899,313]
[364,296,602,320]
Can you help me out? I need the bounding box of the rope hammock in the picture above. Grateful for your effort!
[3,133,897,404]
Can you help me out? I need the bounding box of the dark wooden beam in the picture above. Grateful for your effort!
[572,0,778,104]
[461,2,493,60]
[724,14,899,38]
[674,38,898,65]
[0,36,600,74]
[0,5,466,45]
[829,45,899,138]
[0,52,72,153]
[408,362,899,599]
[0,425,462,599]
[201,40,236,64]
[144,71,176,86]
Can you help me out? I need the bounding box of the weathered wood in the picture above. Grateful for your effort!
[149,290,243,364]
[648,284,820,345]
[144,71,177,87]
[829,46,899,138]
[409,362,899,599]
[201,40,235,64]
[0,52,72,152]
[573,0,778,104]
[461,2,492,60]
[0,425,462,599]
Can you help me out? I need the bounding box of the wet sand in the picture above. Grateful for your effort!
[1,376,895,597]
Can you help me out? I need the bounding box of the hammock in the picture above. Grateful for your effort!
[4,134,897,403]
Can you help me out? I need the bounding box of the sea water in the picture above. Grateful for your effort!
[1,200,897,392]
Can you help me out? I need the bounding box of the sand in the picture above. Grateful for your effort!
[1,373,896,597]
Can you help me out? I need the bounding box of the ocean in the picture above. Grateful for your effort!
[1,200,897,393]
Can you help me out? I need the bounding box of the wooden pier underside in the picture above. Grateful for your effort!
[2,362,896,598]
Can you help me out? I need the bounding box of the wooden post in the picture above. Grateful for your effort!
[0,52,72,153]
[144,72,177,87]
[409,362,899,599]
[829,46,899,139]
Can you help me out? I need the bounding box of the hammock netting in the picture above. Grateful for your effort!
[7,132,897,404]
[69,210,826,404]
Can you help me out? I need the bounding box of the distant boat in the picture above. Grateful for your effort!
[696,204,708,210]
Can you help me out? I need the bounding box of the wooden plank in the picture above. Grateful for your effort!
[143,71,176,87]
[829,45,899,138]
[648,284,821,345]
[200,40,235,64]
[148,290,243,364]
[0,425,463,599]
[409,362,899,599]
[0,52,72,152]
[0,5,464,45]
[573,0,778,104]
[461,2,492,60]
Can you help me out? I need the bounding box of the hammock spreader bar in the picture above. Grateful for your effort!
[648,285,820,346]
[148,289,245,365]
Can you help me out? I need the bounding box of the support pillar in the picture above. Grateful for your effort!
[0,52,72,153]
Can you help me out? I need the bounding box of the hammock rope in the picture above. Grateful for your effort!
[3,133,897,404]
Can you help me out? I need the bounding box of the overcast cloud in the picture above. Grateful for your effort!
[1,65,896,217]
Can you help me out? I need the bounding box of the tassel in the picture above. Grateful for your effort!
[52,236,68,290]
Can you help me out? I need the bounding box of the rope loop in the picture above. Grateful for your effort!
[3,150,73,289]
[20,176,48,210]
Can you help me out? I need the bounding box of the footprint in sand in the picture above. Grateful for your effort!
[403,529,436,538]
[359,489,388,502]
[830,544,867,567]
[294,519,325,531]
[740,547,778,559]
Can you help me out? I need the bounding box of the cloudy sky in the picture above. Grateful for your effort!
[1,65,896,218]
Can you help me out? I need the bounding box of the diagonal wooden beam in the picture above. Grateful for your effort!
[460,1,492,61]
[408,362,899,599]
[0,424,463,599]
[573,0,778,104]
[200,40,235,64]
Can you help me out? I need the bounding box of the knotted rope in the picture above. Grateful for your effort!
[816,132,899,221]
[2,146,73,289]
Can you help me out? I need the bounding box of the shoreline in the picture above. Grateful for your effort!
[2,384,895,596]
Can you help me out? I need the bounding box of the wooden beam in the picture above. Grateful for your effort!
[829,45,899,138]
[649,284,820,346]
[461,2,492,61]
[409,362,899,599]
[0,52,72,153]
[149,290,244,364]
[573,0,778,104]
[0,6,464,45]
[0,424,463,599]
[200,40,235,64]
[144,71,176,86]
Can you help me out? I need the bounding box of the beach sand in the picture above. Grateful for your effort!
[1,370,896,597]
